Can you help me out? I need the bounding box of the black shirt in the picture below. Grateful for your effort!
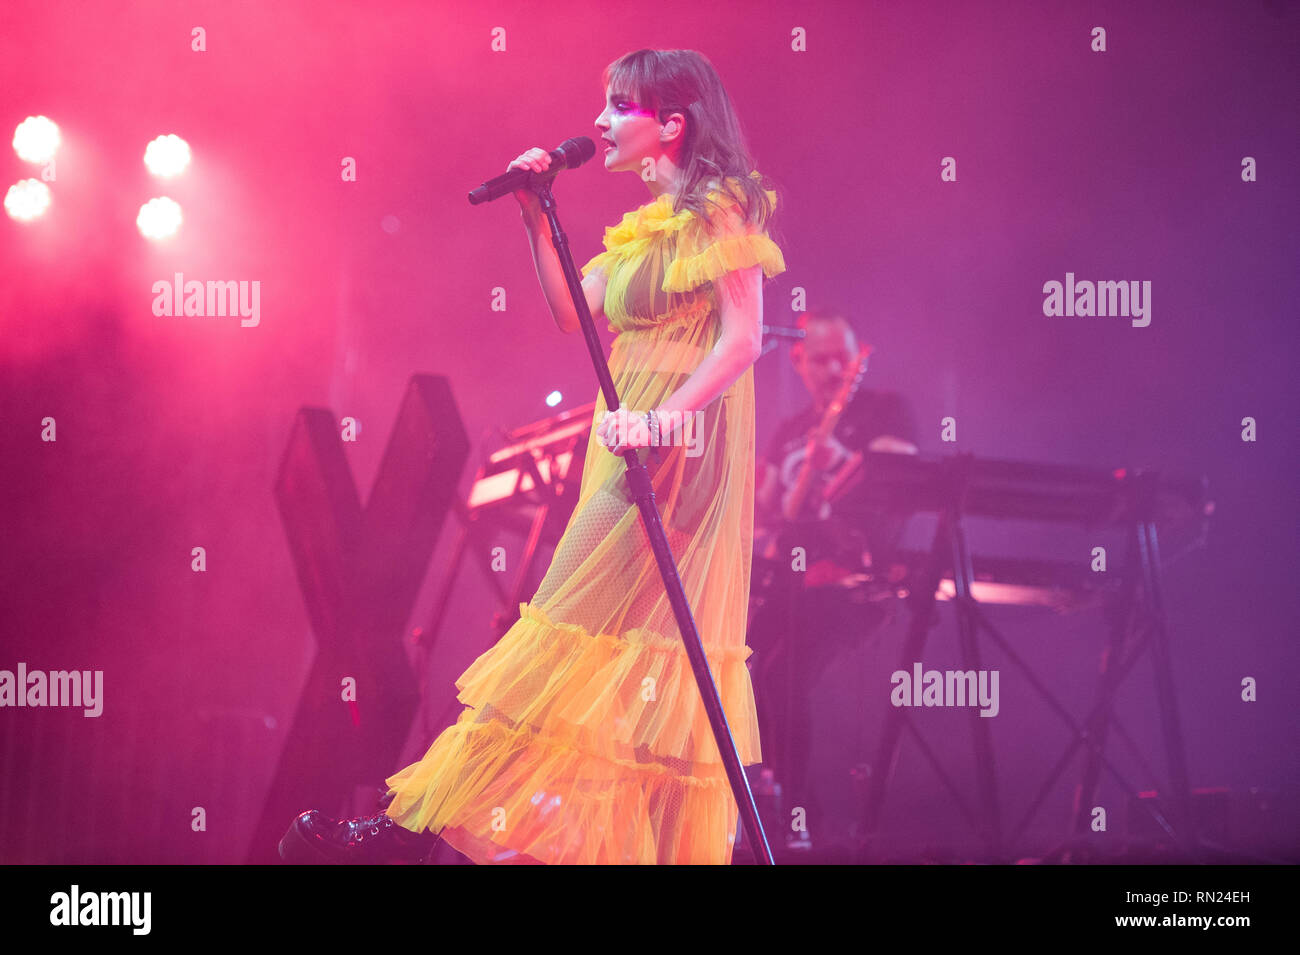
[762,389,918,568]
[765,389,916,472]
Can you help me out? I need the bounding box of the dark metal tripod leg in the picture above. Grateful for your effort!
[1139,520,1197,854]
[858,511,949,860]
[1070,526,1140,836]
[949,514,1002,858]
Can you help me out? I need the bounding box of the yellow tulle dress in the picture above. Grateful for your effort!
[383,171,787,864]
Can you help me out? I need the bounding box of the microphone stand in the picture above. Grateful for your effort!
[527,178,775,865]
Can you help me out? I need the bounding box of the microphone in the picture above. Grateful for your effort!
[467,137,597,205]
[761,324,806,338]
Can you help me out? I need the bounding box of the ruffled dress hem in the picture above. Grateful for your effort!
[383,600,760,864]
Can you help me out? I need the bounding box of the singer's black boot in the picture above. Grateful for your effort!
[279,804,438,864]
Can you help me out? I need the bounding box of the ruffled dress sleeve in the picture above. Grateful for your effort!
[579,207,645,280]
[662,180,786,294]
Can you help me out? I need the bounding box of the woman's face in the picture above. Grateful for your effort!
[594,86,664,174]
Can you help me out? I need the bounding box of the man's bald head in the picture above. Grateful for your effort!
[792,309,859,410]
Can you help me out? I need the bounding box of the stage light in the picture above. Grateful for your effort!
[143,134,191,177]
[546,390,562,407]
[136,196,182,240]
[4,179,52,221]
[12,116,61,164]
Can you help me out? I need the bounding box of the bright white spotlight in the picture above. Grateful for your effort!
[545,390,562,407]
[4,179,52,221]
[143,134,191,177]
[12,116,61,164]
[136,196,183,239]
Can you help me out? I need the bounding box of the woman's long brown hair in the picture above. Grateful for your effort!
[601,48,783,244]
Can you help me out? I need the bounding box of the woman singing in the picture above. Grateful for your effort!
[280,47,786,865]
